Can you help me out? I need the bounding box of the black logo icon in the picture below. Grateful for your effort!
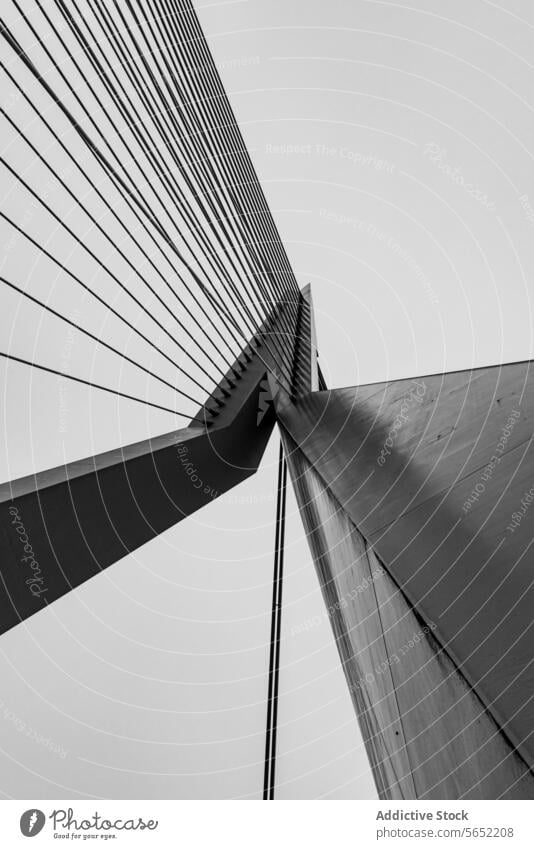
[20,810,45,837]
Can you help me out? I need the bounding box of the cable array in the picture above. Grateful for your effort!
[0,0,300,421]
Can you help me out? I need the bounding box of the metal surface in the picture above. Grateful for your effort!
[282,430,534,799]
[277,360,534,792]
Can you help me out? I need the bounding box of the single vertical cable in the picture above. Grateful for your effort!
[263,440,288,800]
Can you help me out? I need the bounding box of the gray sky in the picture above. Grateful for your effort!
[1,0,534,799]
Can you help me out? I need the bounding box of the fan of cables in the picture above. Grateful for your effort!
[1,0,300,424]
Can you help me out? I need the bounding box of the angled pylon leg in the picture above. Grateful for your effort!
[0,344,275,638]
[276,360,534,798]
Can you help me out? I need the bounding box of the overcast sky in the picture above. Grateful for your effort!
[1,0,534,799]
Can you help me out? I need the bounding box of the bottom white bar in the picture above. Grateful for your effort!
[1,800,532,848]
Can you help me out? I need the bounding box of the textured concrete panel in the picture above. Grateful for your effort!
[276,360,534,795]
[283,430,534,799]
